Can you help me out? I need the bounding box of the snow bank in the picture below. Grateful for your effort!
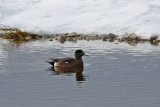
[0,0,160,38]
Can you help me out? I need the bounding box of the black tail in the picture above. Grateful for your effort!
[46,58,59,66]
[45,61,55,65]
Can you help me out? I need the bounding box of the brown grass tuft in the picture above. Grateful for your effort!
[0,25,42,46]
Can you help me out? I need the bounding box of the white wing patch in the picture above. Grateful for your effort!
[65,62,69,63]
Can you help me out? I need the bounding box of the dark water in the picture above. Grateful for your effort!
[0,39,160,107]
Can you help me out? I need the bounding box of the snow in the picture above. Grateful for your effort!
[0,0,160,38]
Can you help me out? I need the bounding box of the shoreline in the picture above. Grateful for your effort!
[0,26,159,46]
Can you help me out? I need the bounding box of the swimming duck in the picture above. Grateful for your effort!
[46,49,87,69]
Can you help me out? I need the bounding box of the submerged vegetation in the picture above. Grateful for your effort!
[0,25,159,46]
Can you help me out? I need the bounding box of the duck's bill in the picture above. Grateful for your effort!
[83,53,88,56]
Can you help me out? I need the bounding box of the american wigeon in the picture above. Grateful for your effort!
[46,49,87,69]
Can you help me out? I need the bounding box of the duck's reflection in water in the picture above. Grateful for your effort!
[49,66,85,82]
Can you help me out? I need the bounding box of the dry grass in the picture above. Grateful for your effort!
[0,25,42,46]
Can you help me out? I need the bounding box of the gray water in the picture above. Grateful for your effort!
[0,39,160,107]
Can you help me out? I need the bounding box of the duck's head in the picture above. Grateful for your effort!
[75,49,88,59]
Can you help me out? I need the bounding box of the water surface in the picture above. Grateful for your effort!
[0,39,160,107]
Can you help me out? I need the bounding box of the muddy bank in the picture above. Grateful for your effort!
[44,32,160,46]
[0,26,159,46]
